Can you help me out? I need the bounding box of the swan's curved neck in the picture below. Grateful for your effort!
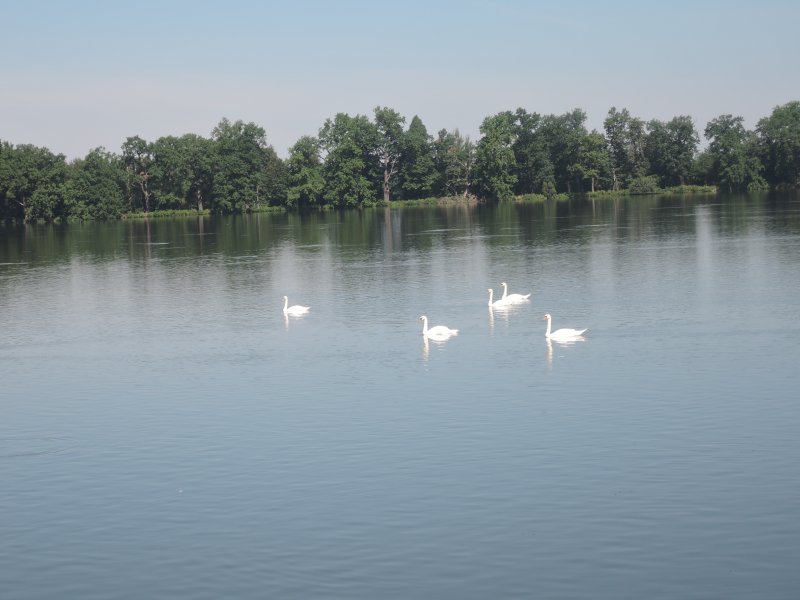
[501,283,508,299]
[283,297,289,311]
[420,316,428,334]
[545,316,552,337]
[487,289,493,306]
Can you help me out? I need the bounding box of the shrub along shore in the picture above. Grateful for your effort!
[112,185,720,220]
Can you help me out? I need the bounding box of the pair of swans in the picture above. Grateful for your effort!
[421,313,586,341]
[489,282,585,340]
[282,296,310,316]
[487,282,531,307]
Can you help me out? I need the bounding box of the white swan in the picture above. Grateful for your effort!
[543,313,587,341]
[500,282,531,304]
[487,288,509,308]
[419,315,458,339]
[282,296,310,316]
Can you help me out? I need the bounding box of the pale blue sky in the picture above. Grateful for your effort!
[2,0,798,159]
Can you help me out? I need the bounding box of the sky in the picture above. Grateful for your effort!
[2,0,799,160]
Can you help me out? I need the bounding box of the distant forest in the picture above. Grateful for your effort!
[1,101,799,222]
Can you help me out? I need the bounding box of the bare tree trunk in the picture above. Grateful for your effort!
[139,172,151,212]
[591,177,596,193]
[383,168,391,202]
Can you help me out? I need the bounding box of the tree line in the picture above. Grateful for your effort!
[1,102,798,222]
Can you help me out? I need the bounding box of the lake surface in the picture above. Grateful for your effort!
[2,193,800,599]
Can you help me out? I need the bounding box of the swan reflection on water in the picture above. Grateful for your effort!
[487,302,521,332]
[421,333,460,361]
[283,312,308,330]
[421,335,434,360]
[545,336,587,369]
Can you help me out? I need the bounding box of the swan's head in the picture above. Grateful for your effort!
[500,282,507,288]
[419,315,427,321]
[282,296,288,301]
[543,313,552,320]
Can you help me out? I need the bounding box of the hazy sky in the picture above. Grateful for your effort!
[2,0,798,159]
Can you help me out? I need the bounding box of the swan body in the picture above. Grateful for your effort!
[543,313,587,341]
[500,282,531,304]
[419,315,458,339]
[282,296,310,316]
[487,288,510,308]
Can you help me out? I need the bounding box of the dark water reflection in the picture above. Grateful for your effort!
[2,192,800,265]
[2,192,800,599]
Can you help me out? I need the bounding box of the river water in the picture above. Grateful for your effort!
[2,193,799,599]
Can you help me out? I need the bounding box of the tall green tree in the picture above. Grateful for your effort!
[181,134,216,212]
[260,146,288,207]
[150,135,190,210]
[148,134,216,211]
[121,135,154,213]
[510,108,606,195]
[319,113,379,207]
[569,130,611,193]
[63,148,126,220]
[511,108,554,195]
[645,116,699,186]
[286,136,324,208]
[398,115,436,199]
[540,109,590,193]
[433,129,474,197]
[211,118,279,212]
[755,101,800,188]
[373,106,405,202]
[668,115,699,185]
[28,184,67,222]
[690,150,715,186]
[473,111,518,201]
[0,142,68,221]
[604,107,648,189]
[704,114,764,191]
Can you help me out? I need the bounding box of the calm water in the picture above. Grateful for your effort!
[2,193,800,599]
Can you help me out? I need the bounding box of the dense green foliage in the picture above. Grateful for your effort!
[2,102,799,222]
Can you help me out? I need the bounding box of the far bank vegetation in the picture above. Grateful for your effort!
[2,101,799,223]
